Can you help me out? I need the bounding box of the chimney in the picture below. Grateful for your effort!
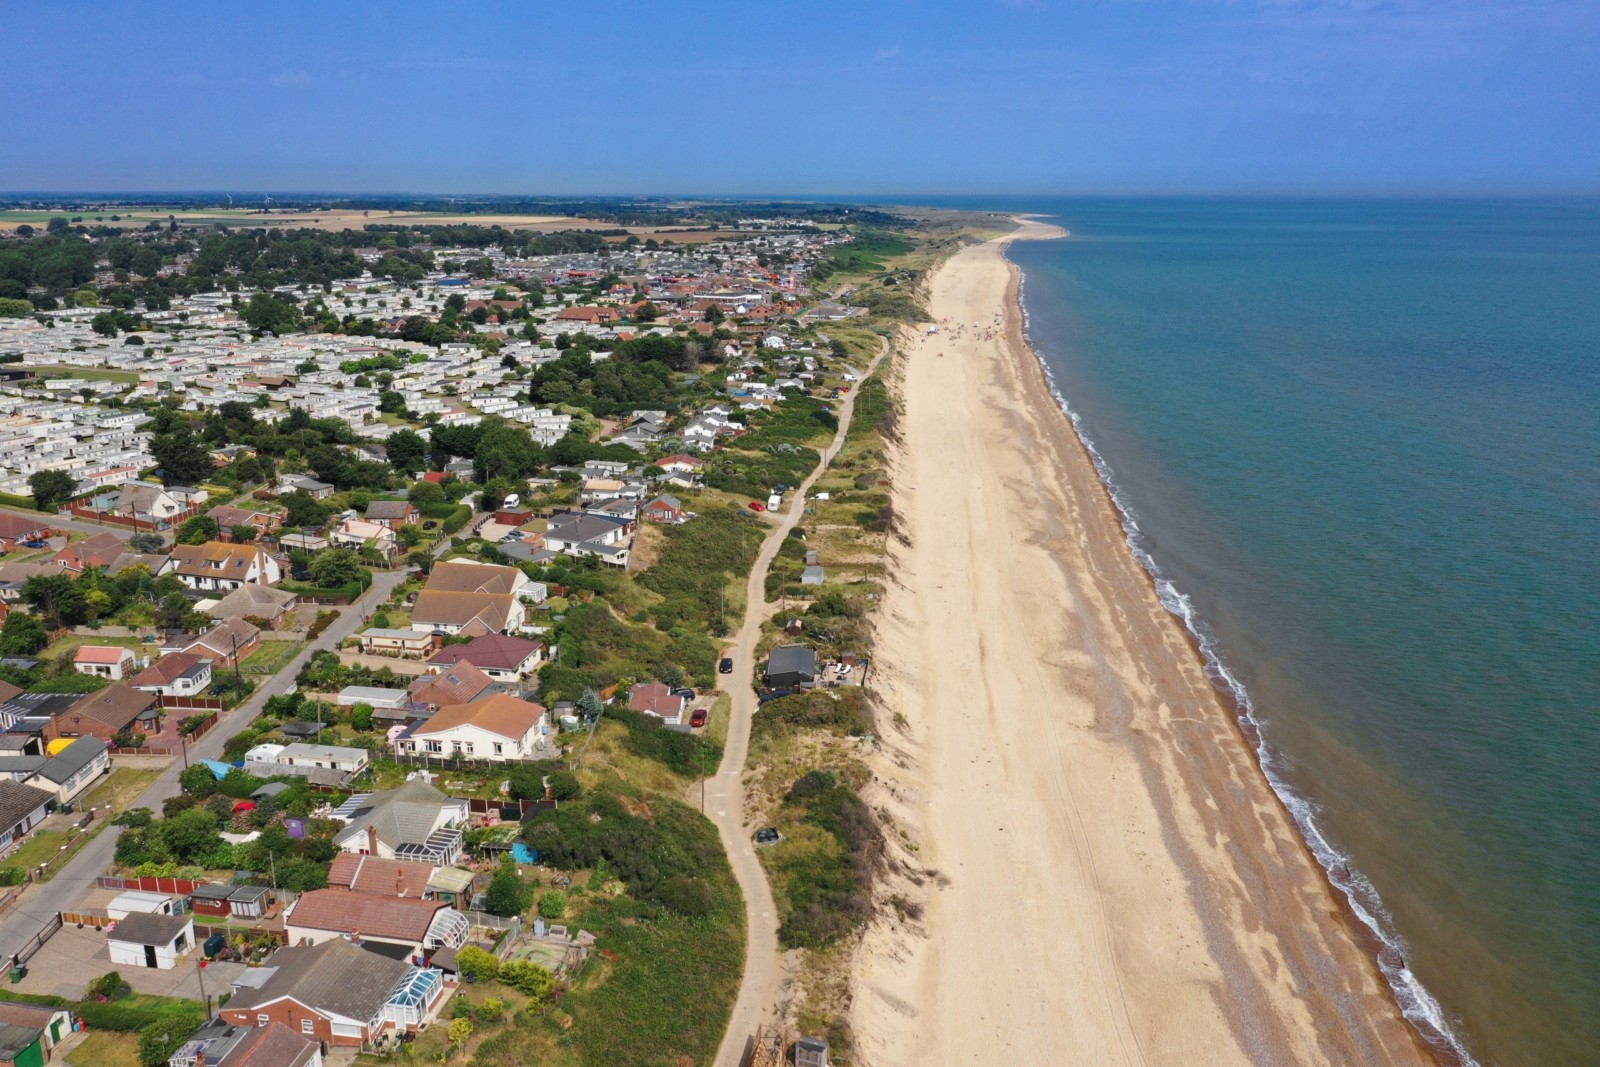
[366,825,377,855]
[397,866,406,897]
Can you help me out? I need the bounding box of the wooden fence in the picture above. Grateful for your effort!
[61,910,111,929]
[95,874,204,895]
[161,696,226,713]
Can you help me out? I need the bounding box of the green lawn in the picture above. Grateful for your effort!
[80,767,162,812]
[43,633,156,664]
[26,364,144,384]
[239,639,300,676]
[66,1031,140,1067]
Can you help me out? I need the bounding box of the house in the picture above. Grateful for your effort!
[408,590,522,637]
[48,530,128,573]
[326,854,435,899]
[628,681,685,725]
[764,645,818,690]
[180,617,262,669]
[220,939,444,1046]
[424,634,544,681]
[162,542,282,592]
[114,482,191,527]
[276,475,335,500]
[0,1000,74,1061]
[52,685,161,743]
[207,504,281,534]
[33,736,109,805]
[128,651,213,698]
[358,629,435,657]
[643,494,685,524]
[331,518,397,557]
[336,687,409,712]
[395,693,548,764]
[422,560,529,598]
[0,780,53,854]
[406,661,495,713]
[170,1020,322,1067]
[72,645,136,680]
[276,743,370,776]
[542,513,632,565]
[330,779,468,864]
[0,515,52,552]
[105,911,194,970]
[364,500,418,530]
[652,454,704,478]
[283,889,469,957]
[204,584,298,628]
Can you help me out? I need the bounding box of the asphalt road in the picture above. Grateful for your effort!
[709,341,888,1067]
[0,541,433,958]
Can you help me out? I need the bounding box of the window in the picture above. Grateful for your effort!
[493,743,503,755]
[258,1014,270,1027]
[424,740,443,754]
[301,1018,315,1034]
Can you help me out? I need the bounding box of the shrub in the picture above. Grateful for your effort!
[86,971,133,1001]
[454,945,500,983]
[497,960,555,1001]
[655,875,714,918]
[138,1016,204,1067]
[110,808,154,828]
[537,890,566,919]
[0,866,24,887]
[484,862,529,918]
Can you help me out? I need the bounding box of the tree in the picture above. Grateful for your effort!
[537,889,565,919]
[385,428,426,473]
[453,945,499,983]
[395,523,423,548]
[484,861,530,918]
[0,611,47,655]
[151,422,214,487]
[241,292,303,334]
[0,298,33,319]
[129,531,165,553]
[307,547,363,587]
[28,469,76,510]
[496,960,555,1001]
[178,763,220,797]
[175,514,219,545]
[230,524,257,542]
[349,703,374,731]
[447,1017,473,1053]
[280,490,329,529]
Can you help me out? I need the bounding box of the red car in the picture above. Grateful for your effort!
[689,708,708,728]
[748,501,765,512]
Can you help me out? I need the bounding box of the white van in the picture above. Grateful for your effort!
[767,493,782,512]
[502,493,520,509]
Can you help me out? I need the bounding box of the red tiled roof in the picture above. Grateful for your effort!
[286,888,444,941]
[326,854,434,898]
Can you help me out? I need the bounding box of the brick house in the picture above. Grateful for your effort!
[49,684,161,744]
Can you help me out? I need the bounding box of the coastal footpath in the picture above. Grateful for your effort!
[850,219,1433,1066]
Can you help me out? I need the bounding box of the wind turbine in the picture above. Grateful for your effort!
[225,193,233,208]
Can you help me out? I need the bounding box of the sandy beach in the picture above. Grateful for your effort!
[850,219,1432,1066]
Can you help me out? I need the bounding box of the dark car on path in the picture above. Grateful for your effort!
[718,657,734,674]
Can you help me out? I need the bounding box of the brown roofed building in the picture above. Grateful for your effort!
[407,661,494,711]
[425,634,544,680]
[422,560,525,596]
[326,854,435,898]
[396,693,548,764]
[162,541,282,592]
[409,590,520,636]
[52,684,161,743]
[180,617,262,668]
[283,889,467,956]
[0,779,53,852]
[219,939,422,1046]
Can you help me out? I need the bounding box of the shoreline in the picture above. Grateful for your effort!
[850,218,1435,1066]
[1000,227,1470,1067]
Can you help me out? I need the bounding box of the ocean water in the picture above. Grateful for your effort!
[989,198,1600,1067]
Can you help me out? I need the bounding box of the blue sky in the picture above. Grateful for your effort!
[3,0,1597,194]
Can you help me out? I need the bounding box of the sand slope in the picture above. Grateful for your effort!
[851,221,1430,1066]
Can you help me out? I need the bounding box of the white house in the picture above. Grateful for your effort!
[161,542,283,592]
[128,651,213,697]
[106,912,194,970]
[73,645,136,680]
[395,693,548,763]
[276,743,370,776]
[34,736,110,805]
[0,780,54,854]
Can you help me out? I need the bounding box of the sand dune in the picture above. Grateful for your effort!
[850,220,1431,1066]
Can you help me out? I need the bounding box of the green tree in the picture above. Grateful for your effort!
[138,1018,203,1067]
[453,945,499,983]
[241,292,304,334]
[175,514,219,545]
[151,421,214,486]
[178,763,220,797]
[484,861,530,918]
[496,960,555,1001]
[537,889,565,919]
[0,611,47,654]
[307,547,363,587]
[395,523,423,548]
[385,428,426,473]
[73,289,99,308]
[349,703,374,731]
[230,523,257,542]
[0,298,33,318]
[280,490,329,529]
[28,468,77,510]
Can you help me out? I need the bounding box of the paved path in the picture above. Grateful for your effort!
[0,504,138,540]
[710,340,888,1067]
[0,538,444,957]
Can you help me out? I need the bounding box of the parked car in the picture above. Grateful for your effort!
[20,540,48,549]
[689,708,708,728]
[754,827,782,846]
[748,501,765,512]
[672,687,694,700]
[718,657,734,674]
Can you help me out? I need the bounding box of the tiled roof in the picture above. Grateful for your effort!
[408,661,494,707]
[73,645,132,665]
[415,693,545,742]
[65,683,157,729]
[426,634,542,672]
[0,780,52,830]
[129,651,208,687]
[287,889,444,941]
[411,590,513,630]
[423,561,521,595]
[226,938,410,1022]
[327,854,435,898]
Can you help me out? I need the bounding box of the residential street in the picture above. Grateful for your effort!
[0,542,433,962]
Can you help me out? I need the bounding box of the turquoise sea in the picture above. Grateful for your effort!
[951,197,1597,1066]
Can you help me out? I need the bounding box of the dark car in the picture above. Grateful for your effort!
[718,657,734,674]
[20,540,48,549]
[689,708,708,728]
[754,827,782,846]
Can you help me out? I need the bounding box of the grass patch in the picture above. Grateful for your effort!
[238,639,300,676]
[765,770,881,950]
[66,1031,140,1067]
[752,688,874,745]
[80,766,162,812]
[636,503,763,635]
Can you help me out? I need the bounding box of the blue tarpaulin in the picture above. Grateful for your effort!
[199,759,232,780]
[511,843,539,864]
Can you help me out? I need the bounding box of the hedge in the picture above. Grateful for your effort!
[0,491,48,512]
[75,998,204,1033]
[439,504,472,535]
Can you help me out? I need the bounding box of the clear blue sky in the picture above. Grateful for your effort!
[4,0,1597,195]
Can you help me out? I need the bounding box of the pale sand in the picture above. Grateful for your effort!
[850,219,1431,1066]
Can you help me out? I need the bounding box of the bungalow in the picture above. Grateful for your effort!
[51,684,161,744]
[0,514,52,552]
[106,911,194,970]
[643,494,685,524]
[220,939,445,1047]
[359,628,435,657]
[276,475,335,500]
[0,780,53,854]
[114,482,192,527]
[284,889,469,957]
[396,693,548,763]
[764,645,818,690]
[652,454,704,479]
[48,530,129,573]
[543,514,632,564]
[208,504,281,534]
[327,854,435,899]
[331,518,398,558]
[422,560,529,598]
[73,645,136,680]
[408,590,523,637]
[170,1020,322,1067]
[128,651,213,698]
[0,1001,74,1062]
[424,634,544,681]
[276,743,370,776]
[162,542,282,592]
[628,681,685,725]
[364,500,418,530]
[406,661,495,713]
[180,617,263,669]
[330,779,468,864]
[204,583,298,628]
[33,736,110,805]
